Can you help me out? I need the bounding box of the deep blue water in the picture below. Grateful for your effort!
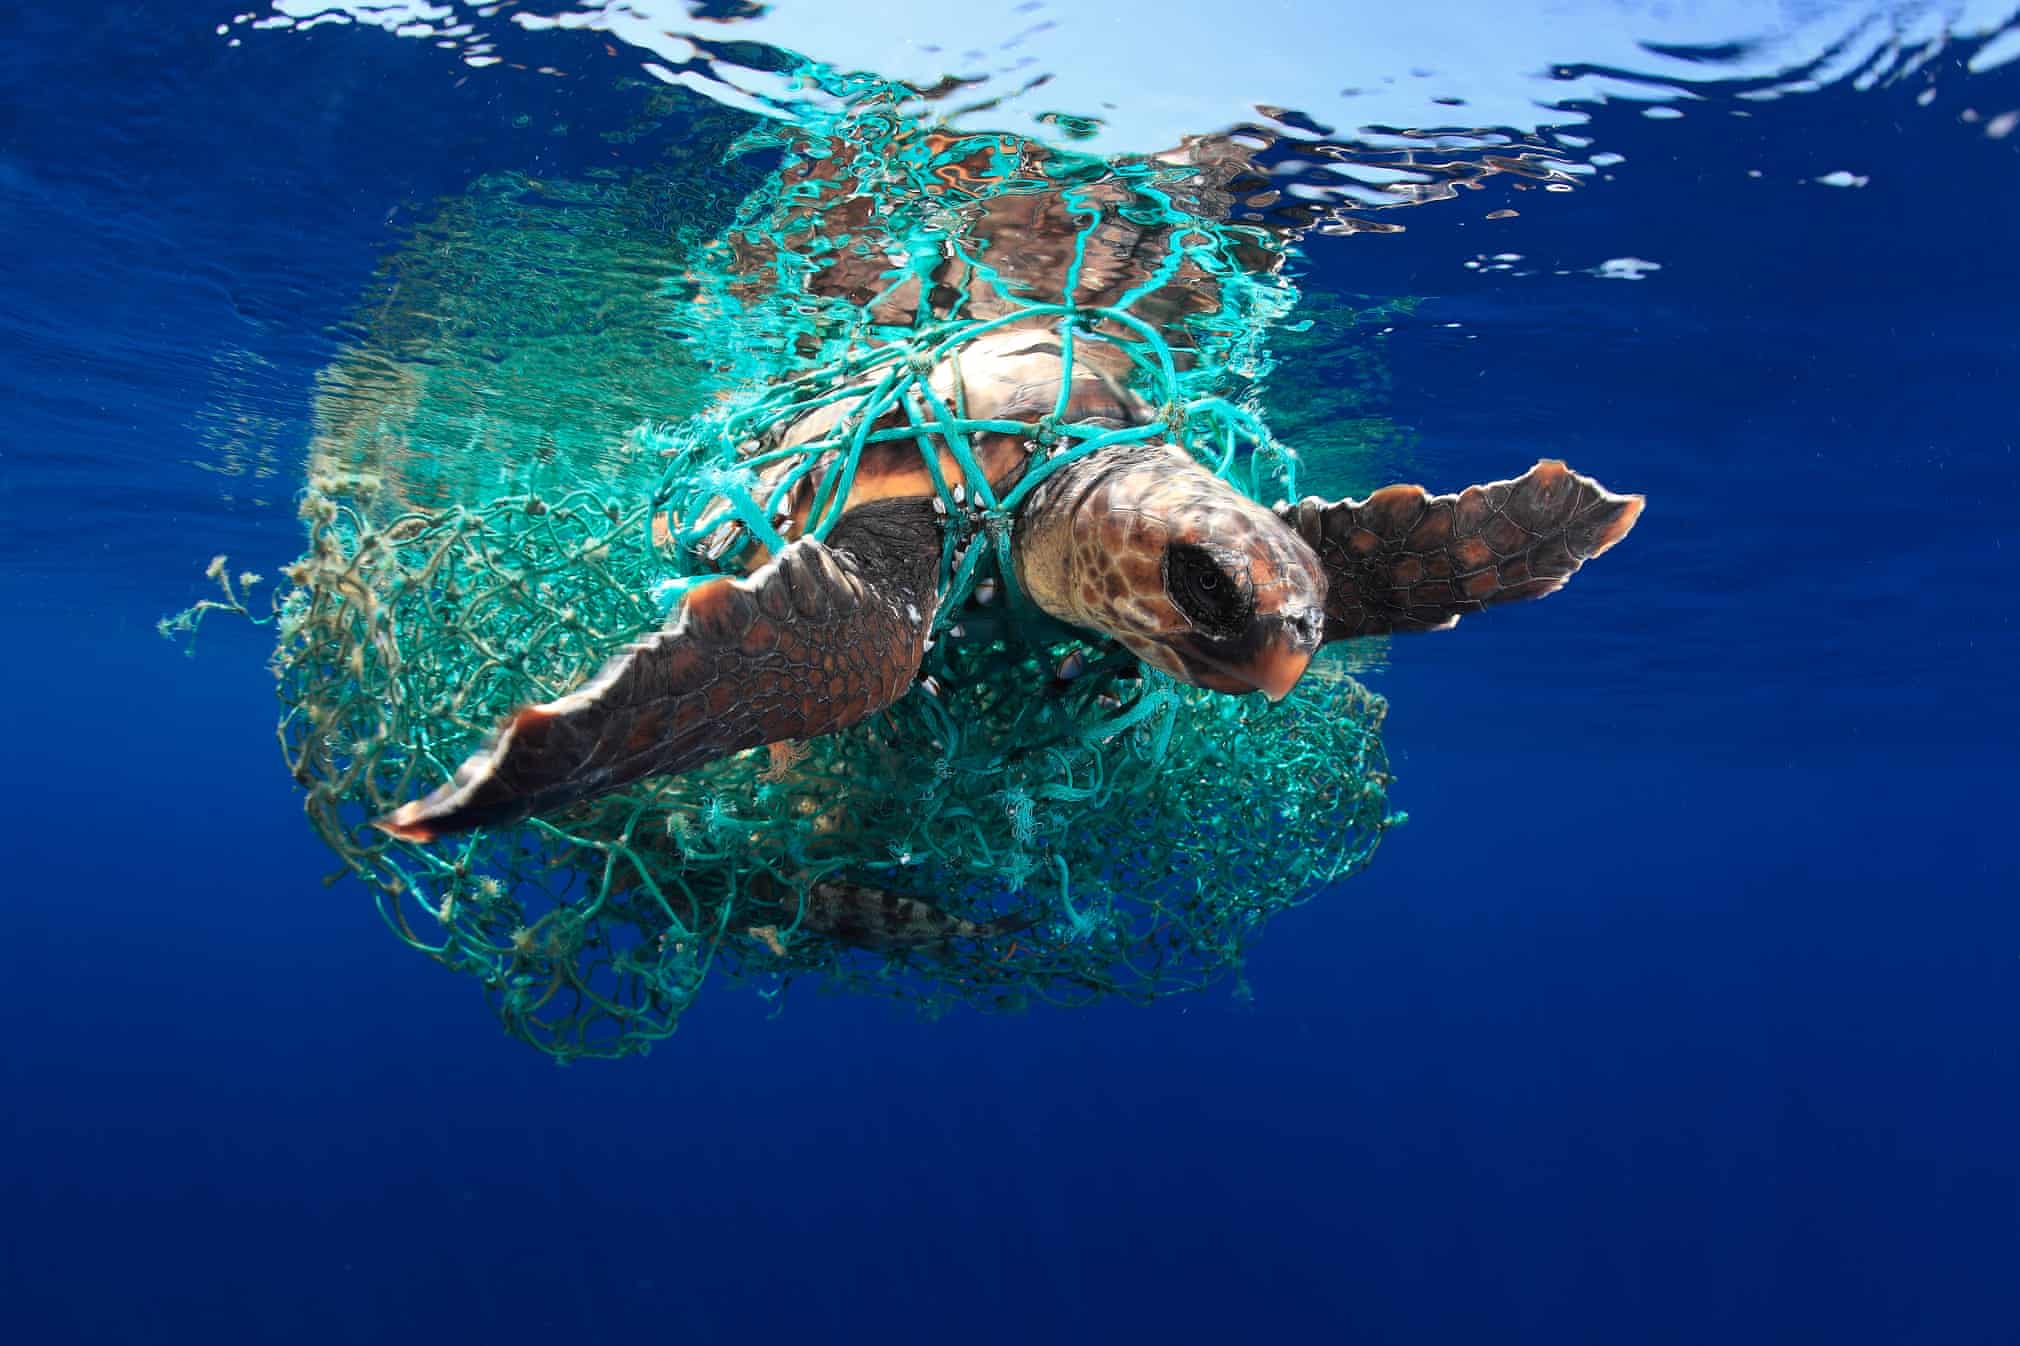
[4,6,2016,1344]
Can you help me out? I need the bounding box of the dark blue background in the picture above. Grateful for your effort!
[3,8,2014,1344]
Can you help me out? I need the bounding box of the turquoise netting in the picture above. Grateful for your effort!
[181,81,1401,1061]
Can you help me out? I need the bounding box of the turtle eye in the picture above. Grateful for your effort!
[1164,542,1252,640]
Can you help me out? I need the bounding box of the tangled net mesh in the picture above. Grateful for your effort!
[217,77,1401,1061]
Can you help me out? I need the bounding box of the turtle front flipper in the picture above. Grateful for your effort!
[1277,459,1643,640]
[376,499,943,843]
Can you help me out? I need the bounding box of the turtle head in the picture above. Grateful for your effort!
[1014,445,1326,700]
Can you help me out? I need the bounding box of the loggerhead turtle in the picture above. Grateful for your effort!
[377,323,1643,843]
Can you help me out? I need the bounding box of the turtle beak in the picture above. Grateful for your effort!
[1245,645,1310,701]
[1225,605,1324,702]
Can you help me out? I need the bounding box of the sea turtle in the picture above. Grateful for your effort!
[377,323,1642,842]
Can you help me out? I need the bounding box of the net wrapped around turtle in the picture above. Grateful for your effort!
[249,82,1401,1061]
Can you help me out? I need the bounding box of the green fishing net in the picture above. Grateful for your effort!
[211,81,1401,1061]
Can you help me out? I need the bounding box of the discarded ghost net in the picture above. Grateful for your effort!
[256,87,1399,1061]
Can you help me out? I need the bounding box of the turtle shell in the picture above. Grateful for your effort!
[682,326,1155,571]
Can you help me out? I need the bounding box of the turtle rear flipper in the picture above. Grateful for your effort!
[791,877,1039,952]
[1277,459,1643,640]
[376,499,943,843]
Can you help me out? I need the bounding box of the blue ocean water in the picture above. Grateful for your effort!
[3,4,2016,1344]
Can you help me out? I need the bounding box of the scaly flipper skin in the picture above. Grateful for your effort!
[377,499,944,842]
[1276,460,1643,640]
